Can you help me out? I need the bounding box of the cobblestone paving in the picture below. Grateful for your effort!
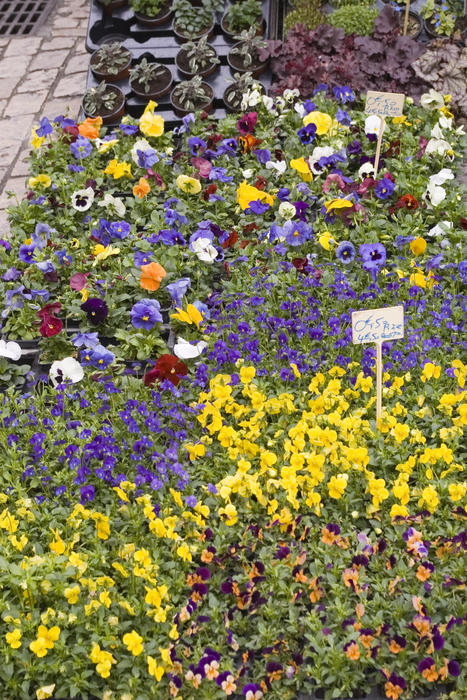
[0,0,90,235]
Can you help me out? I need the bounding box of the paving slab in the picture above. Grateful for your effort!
[29,49,70,72]
[4,92,48,119]
[3,37,43,57]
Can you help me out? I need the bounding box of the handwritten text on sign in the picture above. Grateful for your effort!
[352,306,404,345]
[365,90,405,118]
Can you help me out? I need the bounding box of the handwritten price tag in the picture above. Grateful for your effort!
[365,91,405,118]
[352,305,404,345]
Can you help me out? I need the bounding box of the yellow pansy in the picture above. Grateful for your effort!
[104,158,132,179]
[219,503,238,525]
[409,237,426,256]
[448,483,466,501]
[327,473,348,499]
[289,156,313,182]
[176,543,192,562]
[31,127,45,149]
[147,655,165,680]
[123,630,144,656]
[171,304,203,328]
[236,180,275,211]
[28,174,51,188]
[318,231,336,250]
[302,110,333,135]
[421,362,441,382]
[49,529,66,555]
[36,686,56,700]
[5,628,21,649]
[176,174,201,194]
[324,198,353,213]
[92,243,120,266]
[64,585,80,604]
[139,100,164,138]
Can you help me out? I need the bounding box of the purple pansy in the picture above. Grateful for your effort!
[130,299,163,330]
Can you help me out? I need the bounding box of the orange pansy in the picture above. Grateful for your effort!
[133,177,151,199]
[78,117,103,140]
[140,262,166,291]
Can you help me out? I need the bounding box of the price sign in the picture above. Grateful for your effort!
[364,92,405,176]
[365,91,405,118]
[352,306,404,345]
[352,305,404,425]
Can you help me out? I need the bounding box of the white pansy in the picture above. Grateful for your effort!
[420,89,444,110]
[425,183,446,207]
[358,162,375,179]
[283,88,300,103]
[308,146,335,174]
[430,123,444,139]
[71,187,95,212]
[430,168,454,186]
[425,138,452,156]
[262,95,274,110]
[49,357,84,386]
[241,88,262,110]
[364,115,384,135]
[242,169,253,179]
[427,221,453,237]
[265,160,287,175]
[438,115,453,130]
[131,137,152,164]
[278,201,296,219]
[191,237,218,263]
[97,193,126,217]
[294,102,306,118]
[0,339,22,361]
[173,337,208,360]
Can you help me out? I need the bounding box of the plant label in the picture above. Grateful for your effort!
[352,305,404,345]
[365,91,405,118]
[352,305,404,424]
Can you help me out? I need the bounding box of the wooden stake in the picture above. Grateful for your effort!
[376,341,382,425]
[374,116,385,177]
[403,0,411,36]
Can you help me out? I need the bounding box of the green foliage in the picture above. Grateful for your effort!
[284,0,325,35]
[328,4,379,35]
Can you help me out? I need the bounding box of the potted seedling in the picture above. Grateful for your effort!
[130,0,173,26]
[82,81,126,124]
[421,0,457,37]
[90,41,132,82]
[170,74,214,116]
[223,71,263,112]
[172,0,215,41]
[221,0,264,40]
[129,57,173,99]
[228,27,270,78]
[97,0,128,15]
[176,36,220,78]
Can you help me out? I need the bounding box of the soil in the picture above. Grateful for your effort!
[175,47,218,78]
[130,65,172,98]
[90,46,131,82]
[228,45,268,77]
[83,85,125,123]
[171,82,213,116]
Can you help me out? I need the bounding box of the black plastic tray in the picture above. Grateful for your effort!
[85,0,280,52]
[84,48,273,127]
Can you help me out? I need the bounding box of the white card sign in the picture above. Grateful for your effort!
[352,305,404,345]
[365,91,405,118]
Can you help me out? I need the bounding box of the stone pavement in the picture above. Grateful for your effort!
[0,0,90,235]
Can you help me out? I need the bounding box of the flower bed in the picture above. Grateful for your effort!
[0,86,466,699]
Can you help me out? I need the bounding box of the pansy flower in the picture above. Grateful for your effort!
[81,297,108,325]
[71,187,94,211]
[144,354,188,387]
[130,299,163,330]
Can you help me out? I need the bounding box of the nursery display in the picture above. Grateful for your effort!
[129,58,173,99]
[0,77,466,700]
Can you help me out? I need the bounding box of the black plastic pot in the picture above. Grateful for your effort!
[172,17,215,43]
[130,65,173,99]
[220,13,265,41]
[97,0,127,15]
[405,11,422,40]
[82,83,126,124]
[175,46,219,79]
[170,82,214,117]
[90,45,132,82]
[134,3,173,27]
[228,44,269,78]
